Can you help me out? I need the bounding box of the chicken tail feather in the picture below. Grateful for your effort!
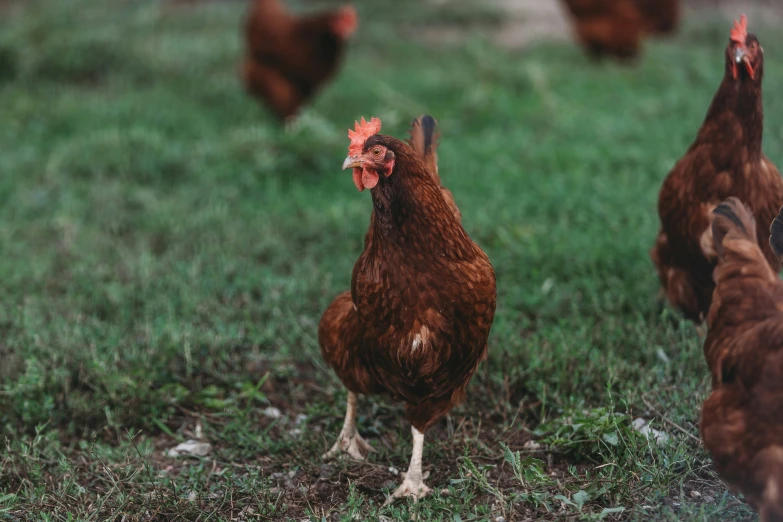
[712,197,756,260]
[407,114,461,223]
[408,115,441,185]
[769,204,783,262]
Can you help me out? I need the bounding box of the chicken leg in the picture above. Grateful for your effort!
[322,391,374,461]
[383,426,431,505]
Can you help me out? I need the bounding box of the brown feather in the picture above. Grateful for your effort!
[701,198,783,520]
[363,115,461,246]
[407,115,461,223]
[408,115,441,186]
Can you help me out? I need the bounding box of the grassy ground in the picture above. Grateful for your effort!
[0,0,779,520]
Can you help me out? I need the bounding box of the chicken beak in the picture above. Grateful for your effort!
[734,46,755,78]
[734,46,747,64]
[342,155,363,170]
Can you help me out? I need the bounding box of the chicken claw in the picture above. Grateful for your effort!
[322,429,374,461]
[383,472,431,505]
[383,427,431,505]
[322,391,375,461]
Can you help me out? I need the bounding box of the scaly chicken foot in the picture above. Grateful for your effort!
[383,427,431,505]
[322,391,375,461]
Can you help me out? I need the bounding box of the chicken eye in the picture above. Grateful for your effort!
[372,148,382,157]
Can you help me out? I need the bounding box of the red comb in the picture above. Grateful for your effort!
[348,117,381,155]
[731,14,748,44]
[332,6,358,39]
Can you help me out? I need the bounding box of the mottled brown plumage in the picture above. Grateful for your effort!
[242,0,356,121]
[651,17,783,322]
[701,198,783,521]
[560,0,678,59]
[362,116,461,246]
[319,116,496,501]
[407,115,461,223]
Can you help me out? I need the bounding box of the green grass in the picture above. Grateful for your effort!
[0,0,776,519]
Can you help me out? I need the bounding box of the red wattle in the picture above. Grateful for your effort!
[352,168,364,191]
[362,169,379,190]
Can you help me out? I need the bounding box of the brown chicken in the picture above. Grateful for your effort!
[318,116,496,502]
[560,0,678,59]
[700,198,783,521]
[651,15,783,322]
[243,0,357,121]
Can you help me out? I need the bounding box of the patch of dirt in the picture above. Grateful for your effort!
[174,359,550,518]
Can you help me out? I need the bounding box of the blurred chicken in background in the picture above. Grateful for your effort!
[243,0,357,121]
[560,0,679,59]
